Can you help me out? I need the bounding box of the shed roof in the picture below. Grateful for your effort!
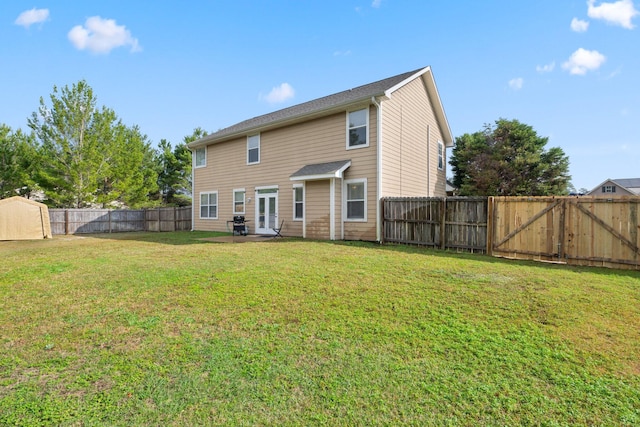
[189,66,453,148]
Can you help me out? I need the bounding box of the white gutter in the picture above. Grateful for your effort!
[330,178,335,240]
[372,96,382,242]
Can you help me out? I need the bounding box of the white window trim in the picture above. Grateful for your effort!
[233,188,245,215]
[293,184,304,221]
[346,108,369,150]
[247,134,260,165]
[437,141,444,170]
[194,147,206,168]
[343,178,367,222]
[199,191,218,219]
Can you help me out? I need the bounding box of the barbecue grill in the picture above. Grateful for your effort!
[232,215,248,236]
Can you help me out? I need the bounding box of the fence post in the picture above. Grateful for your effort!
[486,197,494,256]
[108,210,112,233]
[440,198,447,250]
[65,209,69,235]
[558,199,566,261]
[380,198,385,244]
[174,206,177,232]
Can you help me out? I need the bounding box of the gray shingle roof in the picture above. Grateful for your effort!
[612,178,640,194]
[612,178,640,188]
[190,67,427,147]
[290,160,351,180]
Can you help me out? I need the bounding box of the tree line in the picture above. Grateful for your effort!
[1,80,573,208]
[1,80,205,208]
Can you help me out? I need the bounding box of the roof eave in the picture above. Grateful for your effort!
[188,97,379,150]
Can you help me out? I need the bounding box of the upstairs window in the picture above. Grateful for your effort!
[438,141,444,170]
[603,185,616,193]
[347,109,368,149]
[194,147,206,168]
[247,134,260,164]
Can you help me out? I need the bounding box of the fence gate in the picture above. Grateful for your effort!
[491,197,640,269]
[490,197,565,262]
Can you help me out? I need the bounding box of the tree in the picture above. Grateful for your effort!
[154,127,207,206]
[0,125,39,199]
[28,80,158,207]
[156,139,189,206]
[96,124,159,208]
[450,119,570,196]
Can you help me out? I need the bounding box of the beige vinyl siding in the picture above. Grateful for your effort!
[587,180,635,196]
[193,106,378,238]
[380,76,447,197]
[305,180,330,239]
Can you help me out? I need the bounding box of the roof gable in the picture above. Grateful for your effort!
[189,66,452,148]
[587,178,640,195]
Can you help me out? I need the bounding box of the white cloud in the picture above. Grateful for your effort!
[587,0,639,29]
[15,8,49,28]
[261,83,295,104]
[68,16,141,54]
[562,48,606,75]
[508,78,524,90]
[333,50,352,56]
[571,17,590,32]
[536,62,556,73]
[372,0,382,7]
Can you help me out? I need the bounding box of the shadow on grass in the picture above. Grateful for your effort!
[60,231,640,279]
[324,239,640,280]
[64,230,231,245]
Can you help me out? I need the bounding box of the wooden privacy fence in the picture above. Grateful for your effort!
[49,207,192,235]
[382,197,488,253]
[145,206,192,232]
[490,196,640,270]
[382,196,640,270]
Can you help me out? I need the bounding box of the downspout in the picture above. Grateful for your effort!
[372,96,382,242]
[427,125,431,196]
[190,149,195,231]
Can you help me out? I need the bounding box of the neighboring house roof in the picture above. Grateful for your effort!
[290,160,352,181]
[189,66,453,149]
[446,179,457,195]
[588,178,640,195]
[612,178,640,194]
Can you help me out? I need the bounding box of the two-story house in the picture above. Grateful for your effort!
[188,66,453,241]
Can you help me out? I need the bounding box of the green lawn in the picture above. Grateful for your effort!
[1,232,639,426]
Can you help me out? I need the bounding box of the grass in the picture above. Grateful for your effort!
[1,231,639,426]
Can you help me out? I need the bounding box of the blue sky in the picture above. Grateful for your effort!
[2,1,639,191]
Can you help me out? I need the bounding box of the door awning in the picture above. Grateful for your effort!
[290,159,351,181]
